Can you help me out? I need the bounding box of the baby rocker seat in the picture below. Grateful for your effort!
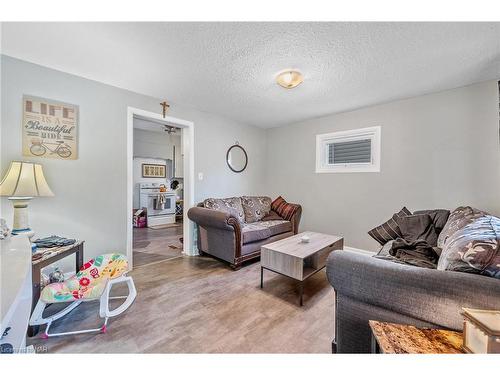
[30,253,136,338]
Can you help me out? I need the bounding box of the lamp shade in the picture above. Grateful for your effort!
[0,161,54,197]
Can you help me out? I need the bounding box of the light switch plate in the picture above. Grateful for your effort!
[198,172,203,181]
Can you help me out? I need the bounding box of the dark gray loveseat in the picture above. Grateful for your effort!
[326,206,500,353]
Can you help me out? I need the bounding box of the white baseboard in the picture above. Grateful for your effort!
[343,246,374,255]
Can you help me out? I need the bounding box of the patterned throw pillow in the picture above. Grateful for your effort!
[437,215,500,279]
[271,196,299,221]
[437,206,488,248]
[203,197,245,223]
[368,207,412,245]
[241,196,272,223]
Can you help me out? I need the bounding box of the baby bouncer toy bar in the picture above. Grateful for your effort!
[30,253,137,338]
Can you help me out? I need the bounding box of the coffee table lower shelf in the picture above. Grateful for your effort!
[260,265,326,306]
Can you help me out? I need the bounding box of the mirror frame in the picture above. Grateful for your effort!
[226,144,248,173]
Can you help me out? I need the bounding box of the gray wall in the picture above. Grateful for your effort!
[266,80,500,250]
[2,55,499,257]
[0,55,267,265]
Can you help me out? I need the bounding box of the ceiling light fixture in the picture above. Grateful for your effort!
[276,69,304,89]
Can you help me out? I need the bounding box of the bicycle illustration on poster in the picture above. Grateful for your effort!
[22,95,79,160]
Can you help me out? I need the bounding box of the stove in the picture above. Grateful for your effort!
[139,183,176,226]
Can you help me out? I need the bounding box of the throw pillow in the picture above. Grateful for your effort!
[241,196,272,223]
[271,196,299,221]
[368,207,412,245]
[437,215,500,279]
[437,206,488,248]
[396,214,439,246]
[203,197,245,223]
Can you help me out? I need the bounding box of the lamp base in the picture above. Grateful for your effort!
[9,197,35,240]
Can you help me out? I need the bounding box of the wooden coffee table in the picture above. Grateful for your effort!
[260,231,343,306]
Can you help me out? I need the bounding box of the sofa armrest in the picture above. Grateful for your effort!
[187,207,240,232]
[326,251,500,330]
[290,205,302,234]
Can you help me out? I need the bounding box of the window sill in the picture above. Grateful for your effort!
[315,165,380,173]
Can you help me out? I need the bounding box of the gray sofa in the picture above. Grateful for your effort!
[326,207,500,353]
[188,196,302,269]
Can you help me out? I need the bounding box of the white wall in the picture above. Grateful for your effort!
[133,127,184,178]
[132,157,170,209]
[266,80,500,251]
[0,55,268,271]
[132,127,174,208]
[133,127,178,160]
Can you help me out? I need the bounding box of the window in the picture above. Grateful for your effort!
[315,126,381,173]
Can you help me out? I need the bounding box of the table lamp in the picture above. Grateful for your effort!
[0,161,54,238]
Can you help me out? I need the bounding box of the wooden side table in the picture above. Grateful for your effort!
[29,241,84,336]
[369,320,464,354]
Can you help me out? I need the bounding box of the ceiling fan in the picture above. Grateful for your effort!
[163,124,177,134]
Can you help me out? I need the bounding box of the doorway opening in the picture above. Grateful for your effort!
[126,107,195,270]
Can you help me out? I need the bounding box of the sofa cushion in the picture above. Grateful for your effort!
[271,196,299,221]
[437,206,488,248]
[241,196,272,223]
[241,232,293,256]
[437,215,500,279]
[203,197,245,223]
[265,220,293,237]
[261,210,283,221]
[413,209,450,235]
[242,220,292,244]
[242,225,270,243]
[368,207,412,245]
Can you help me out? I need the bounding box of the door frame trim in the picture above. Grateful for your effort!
[126,106,196,269]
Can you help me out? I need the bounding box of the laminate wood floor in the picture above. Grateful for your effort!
[133,224,183,267]
[27,254,334,353]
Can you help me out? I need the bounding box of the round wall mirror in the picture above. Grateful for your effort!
[226,144,248,173]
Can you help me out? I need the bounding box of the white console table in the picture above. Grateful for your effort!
[0,235,32,354]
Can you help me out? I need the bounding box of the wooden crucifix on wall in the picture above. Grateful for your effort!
[160,101,170,118]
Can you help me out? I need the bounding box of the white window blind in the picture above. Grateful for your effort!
[327,139,372,165]
[316,126,381,173]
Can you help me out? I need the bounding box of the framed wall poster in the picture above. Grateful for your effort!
[142,163,166,178]
[22,95,79,160]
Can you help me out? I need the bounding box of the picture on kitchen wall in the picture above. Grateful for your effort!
[22,95,79,160]
[142,163,166,178]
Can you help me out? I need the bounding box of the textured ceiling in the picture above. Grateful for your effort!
[2,22,500,128]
